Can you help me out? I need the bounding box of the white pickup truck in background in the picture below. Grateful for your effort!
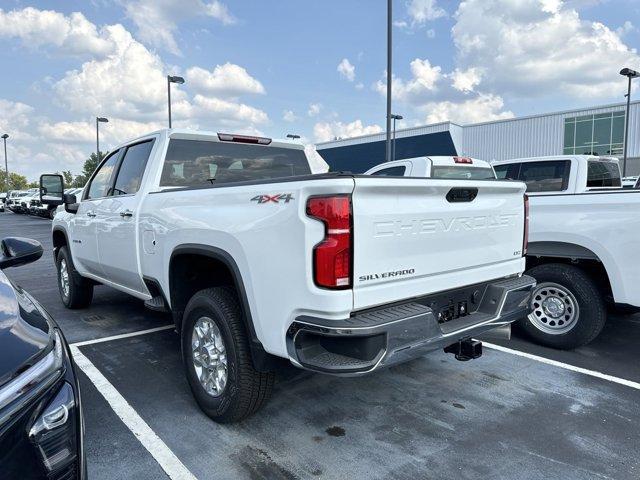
[365,156,497,180]
[40,129,534,422]
[493,155,640,349]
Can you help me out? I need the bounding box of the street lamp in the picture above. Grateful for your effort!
[286,134,301,140]
[620,67,639,176]
[2,134,8,195]
[385,0,393,162]
[391,114,403,161]
[96,117,108,163]
[167,75,185,128]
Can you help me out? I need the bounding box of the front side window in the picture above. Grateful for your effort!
[587,161,621,188]
[86,150,120,200]
[370,166,406,176]
[518,160,571,192]
[431,166,496,180]
[112,140,155,196]
[160,140,311,187]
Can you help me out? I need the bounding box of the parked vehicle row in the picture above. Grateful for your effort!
[39,128,534,423]
[3,188,83,219]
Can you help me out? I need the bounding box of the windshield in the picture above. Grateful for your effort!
[431,166,496,180]
[160,139,312,187]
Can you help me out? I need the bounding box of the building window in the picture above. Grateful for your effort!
[563,111,625,156]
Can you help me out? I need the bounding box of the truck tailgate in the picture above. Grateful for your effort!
[352,177,527,310]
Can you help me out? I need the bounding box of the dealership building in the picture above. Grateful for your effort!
[316,100,640,176]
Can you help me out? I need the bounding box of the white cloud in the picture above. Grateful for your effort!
[123,0,235,55]
[452,0,640,99]
[617,21,635,37]
[314,120,382,142]
[0,7,114,56]
[407,0,446,25]
[283,110,297,122]
[191,95,268,126]
[53,24,171,120]
[308,103,323,117]
[449,67,483,93]
[355,82,364,90]
[375,59,442,102]
[337,58,356,82]
[186,63,265,97]
[421,93,514,124]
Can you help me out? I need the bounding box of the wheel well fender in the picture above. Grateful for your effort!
[167,244,276,372]
[52,227,69,260]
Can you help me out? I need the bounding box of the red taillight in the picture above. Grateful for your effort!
[453,156,473,164]
[217,133,272,145]
[306,195,352,289]
[523,194,529,256]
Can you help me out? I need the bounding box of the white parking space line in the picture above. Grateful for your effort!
[484,342,640,391]
[70,345,197,480]
[71,324,175,347]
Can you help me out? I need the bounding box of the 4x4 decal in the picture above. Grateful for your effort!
[251,194,294,204]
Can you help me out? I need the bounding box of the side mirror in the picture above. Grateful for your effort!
[0,237,43,269]
[40,174,64,206]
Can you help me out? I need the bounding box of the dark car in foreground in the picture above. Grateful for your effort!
[0,237,85,479]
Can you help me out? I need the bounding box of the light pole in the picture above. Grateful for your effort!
[286,134,301,141]
[620,67,639,177]
[96,117,108,163]
[2,134,8,195]
[391,114,403,161]
[167,75,185,128]
[385,0,393,162]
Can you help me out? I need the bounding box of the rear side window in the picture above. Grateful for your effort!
[86,150,120,200]
[112,140,155,196]
[518,160,571,192]
[587,161,621,188]
[160,140,311,187]
[370,166,406,176]
[494,163,521,180]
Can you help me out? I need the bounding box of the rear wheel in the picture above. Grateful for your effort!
[519,263,606,349]
[56,246,93,309]
[181,287,274,423]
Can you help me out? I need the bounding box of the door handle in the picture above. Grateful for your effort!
[120,209,133,218]
[86,211,96,218]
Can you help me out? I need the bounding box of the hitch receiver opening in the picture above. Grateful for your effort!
[444,339,482,361]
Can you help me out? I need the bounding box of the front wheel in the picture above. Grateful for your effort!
[181,287,274,423]
[56,246,93,309]
[519,263,606,349]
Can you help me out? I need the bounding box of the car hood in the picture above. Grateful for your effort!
[0,270,52,387]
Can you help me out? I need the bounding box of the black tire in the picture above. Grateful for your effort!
[48,208,56,220]
[519,263,606,349]
[56,246,93,309]
[181,287,274,423]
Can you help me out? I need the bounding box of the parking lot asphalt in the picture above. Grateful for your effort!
[2,211,639,480]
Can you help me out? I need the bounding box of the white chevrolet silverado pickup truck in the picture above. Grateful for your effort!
[493,155,640,349]
[40,129,534,422]
[365,156,497,180]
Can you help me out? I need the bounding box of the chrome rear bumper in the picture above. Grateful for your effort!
[286,275,536,375]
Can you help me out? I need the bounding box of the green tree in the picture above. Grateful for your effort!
[0,171,29,191]
[72,151,103,188]
[61,170,74,187]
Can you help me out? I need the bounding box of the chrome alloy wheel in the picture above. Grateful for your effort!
[528,282,579,335]
[59,259,70,298]
[191,317,228,397]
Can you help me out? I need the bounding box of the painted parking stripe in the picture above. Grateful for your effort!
[70,345,197,480]
[483,342,640,391]
[71,324,175,347]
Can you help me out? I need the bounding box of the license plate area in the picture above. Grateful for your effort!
[413,281,491,325]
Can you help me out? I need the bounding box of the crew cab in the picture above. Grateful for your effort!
[365,156,497,180]
[41,129,534,422]
[493,155,640,349]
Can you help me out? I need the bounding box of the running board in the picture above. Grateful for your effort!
[144,295,168,312]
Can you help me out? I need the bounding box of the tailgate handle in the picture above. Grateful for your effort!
[446,188,478,203]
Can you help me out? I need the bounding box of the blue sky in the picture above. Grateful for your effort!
[0,0,639,180]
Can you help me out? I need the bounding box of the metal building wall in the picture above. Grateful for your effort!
[461,101,640,162]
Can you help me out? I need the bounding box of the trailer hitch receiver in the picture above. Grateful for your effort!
[444,339,482,361]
